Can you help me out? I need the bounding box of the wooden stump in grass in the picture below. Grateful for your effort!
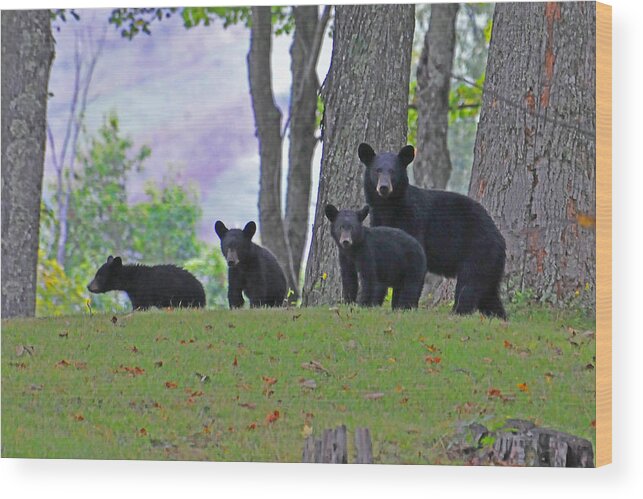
[302,425,373,464]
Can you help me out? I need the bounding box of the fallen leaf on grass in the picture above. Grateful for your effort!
[74,361,87,370]
[299,379,317,390]
[301,360,331,376]
[503,340,513,349]
[138,428,148,436]
[424,343,439,353]
[165,381,178,389]
[59,331,69,338]
[364,392,385,400]
[155,360,164,368]
[425,356,442,364]
[232,356,238,367]
[517,382,529,393]
[73,413,85,421]
[130,345,139,354]
[247,422,257,430]
[262,376,278,386]
[204,324,213,331]
[114,365,145,377]
[301,423,313,438]
[590,420,596,428]
[482,357,493,364]
[265,410,280,423]
[487,388,502,398]
[55,359,71,368]
[195,372,210,383]
[400,397,409,405]
[292,314,302,321]
[238,402,256,410]
[460,335,471,342]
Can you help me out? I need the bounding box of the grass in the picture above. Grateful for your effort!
[1,304,596,464]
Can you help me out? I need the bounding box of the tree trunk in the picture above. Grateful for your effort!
[302,4,415,306]
[1,10,55,318]
[247,6,298,297]
[414,3,459,190]
[285,6,324,289]
[469,2,596,307]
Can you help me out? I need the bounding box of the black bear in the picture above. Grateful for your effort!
[87,256,206,310]
[325,204,426,310]
[215,220,287,308]
[358,142,506,319]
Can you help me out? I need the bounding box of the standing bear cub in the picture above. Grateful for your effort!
[215,220,287,309]
[359,142,506,319]
[87,256,206,310]
[325,204,426,310]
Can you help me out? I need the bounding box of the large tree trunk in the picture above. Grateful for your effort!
[1,10,55,318]
[469,2,596,307]
[247,6,298,297]
[414,3,459,190]
[285,6,326,288]
[302,4,415,306]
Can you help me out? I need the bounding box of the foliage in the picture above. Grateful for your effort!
[130,182,202,264]
[37,112,224,316]
[35,249,87,317]
[448,73,485,124]
[109,6,294,40]
[183,246,228,308]
[64,113,150,271]
[3,305,596,462]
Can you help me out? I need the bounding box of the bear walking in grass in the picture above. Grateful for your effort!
[358,143,507,319]
[215,220,287,309]
[87,256,205,310]
[325,204,426,310]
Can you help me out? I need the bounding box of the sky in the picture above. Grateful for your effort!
[44,8,331,243]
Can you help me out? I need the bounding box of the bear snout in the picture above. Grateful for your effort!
[376,177,393,198]
[226,249,240,267]
[87,280,99,293]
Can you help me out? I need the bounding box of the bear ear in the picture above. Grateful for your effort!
[398,145,415,167]
[358,143,376,166]
[357,205,370,222]
[324,204,339,223]
[112,256,123,269]
[106,255,114,264]
[214,221,228,239]
[243,221,256,240]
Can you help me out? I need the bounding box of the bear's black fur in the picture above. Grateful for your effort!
[358,142,506,319]
[215,220,287,308]
[325,204,426,310]
[87,256,206,310]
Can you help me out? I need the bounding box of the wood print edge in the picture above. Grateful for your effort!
[595,0,612,468]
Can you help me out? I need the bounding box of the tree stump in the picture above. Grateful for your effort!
[447,419,594,467]
[302,425,373,464]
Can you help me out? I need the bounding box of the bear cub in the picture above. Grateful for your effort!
[87,256,206,310]
[325,204,426,310]
[215,220,287,309]
[359,142,506,319]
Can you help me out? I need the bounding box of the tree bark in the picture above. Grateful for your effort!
[302,4,415,306]
[285,6,324,288]
[247,6,298,297]
[469,2,596,307]
[414,3,459,190]
[1,10,55,318]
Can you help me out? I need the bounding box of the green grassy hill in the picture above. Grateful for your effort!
[1,305,595,464]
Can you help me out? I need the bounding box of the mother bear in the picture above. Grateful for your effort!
[358,142,506,319]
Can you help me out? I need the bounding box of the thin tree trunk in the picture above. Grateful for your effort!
[285,5,328,288]
[302,4,415,306]
[247,6,298,297]
[414,3,459,190]
[1,10,55,318]
[469,2,596,307]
